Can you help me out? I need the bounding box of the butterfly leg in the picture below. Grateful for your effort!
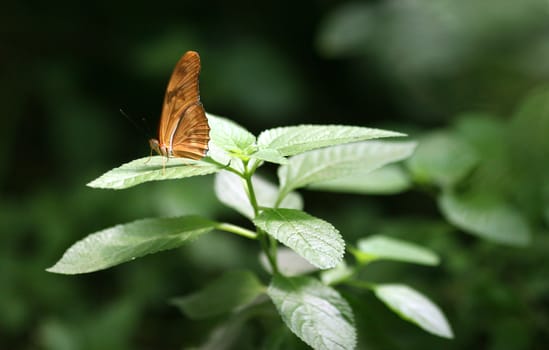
[144,148,154,165]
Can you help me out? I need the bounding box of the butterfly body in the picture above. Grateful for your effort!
[149,51,210,160]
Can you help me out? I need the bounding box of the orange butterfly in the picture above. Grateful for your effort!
[149,51,210,160]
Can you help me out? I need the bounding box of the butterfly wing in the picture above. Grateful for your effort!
[158,51,202,146]
[170,102,210,159]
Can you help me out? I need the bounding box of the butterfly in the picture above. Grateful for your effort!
[149,51,210,161]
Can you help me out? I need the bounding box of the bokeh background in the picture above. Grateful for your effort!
[2,0,549,349]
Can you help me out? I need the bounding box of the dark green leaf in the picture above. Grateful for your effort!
[406,131,478,188]
[171,270,265,319]
[439,190,531,246]
[47,216,217,274]
[268,275,356,350]
[253,209,344,269]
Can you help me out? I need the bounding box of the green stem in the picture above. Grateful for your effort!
[343,279,376,291]
[203,157,243,177]
[274,189,288,208]
[244,173,260,217]
[259,229,279,274]
[242,160,279,274]
[216,223,257,239]
[244,161,259,217]
[248,159,262,174]
[268,235,278,267]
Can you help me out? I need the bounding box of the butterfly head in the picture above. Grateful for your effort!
[149,138,169,157]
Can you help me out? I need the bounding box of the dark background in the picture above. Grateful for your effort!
[2,0,549,349]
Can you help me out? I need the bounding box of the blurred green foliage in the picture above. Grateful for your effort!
[2,0,549,349]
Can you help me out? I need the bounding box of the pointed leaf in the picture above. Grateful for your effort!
[87,156,220,189]
[309,164,411,195]
[258,124,404,156]
[171,270,265,319]
[193,318,246,350]
[406,131,478,188]
[253,208,344,269]
[278,141,416,199]
[215,171,303,219]
[192,305,260,350]
[355,235,439,266]
[207,113,256,154]
[47,216,217,274]
[268,275,356,350]
[509,87,549,174]
[438,190,530,246]
[374,284,453,338]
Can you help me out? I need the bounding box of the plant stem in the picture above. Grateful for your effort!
[268,234,278,268]
[203,157,243,177]
[242,159,279,274]
[274,189,288,208]
[244,161,259,216]
[216,223,257,239]
[344,279,376,291]
[259,228,279,274]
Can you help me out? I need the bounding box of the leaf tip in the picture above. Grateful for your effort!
[86,176,116,189]
[86,179,100,188]
[45,264,70,275]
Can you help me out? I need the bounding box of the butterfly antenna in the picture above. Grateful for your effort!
[141,115,154,139]
[120,108,151,139]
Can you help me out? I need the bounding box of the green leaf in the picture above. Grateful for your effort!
[192,317,247,350]
[354,235,439,266]
[508,88,549,218]
[258,124,404,156]
[406,131,478,188]
[438,190,531,246]
[509,87,549,174]
[268,275,356,350]
[251,148,288,165]
[253,208,344,269]
[374,284,453,339]
[214,171,303,219]
[207,113,257,155]
[87,156,221,189]
[47,216,217,274]
[278,141,416,199]
[309,164,411,195]
[191,305,261,350]
[453,115,513,194]
[171,270,265,319]
[454,113,506,157]
[261,325,296,350]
